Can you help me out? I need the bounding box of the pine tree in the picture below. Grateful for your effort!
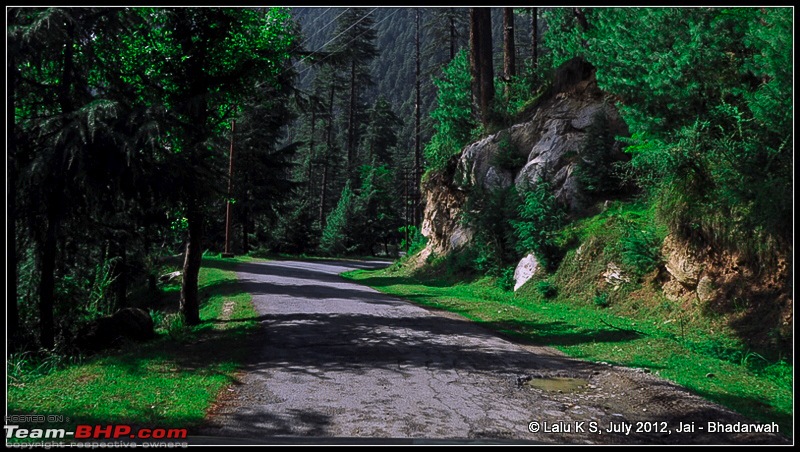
[327,8,378,182]
[469,8,495,126]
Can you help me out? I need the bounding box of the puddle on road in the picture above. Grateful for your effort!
[524,377,588,393]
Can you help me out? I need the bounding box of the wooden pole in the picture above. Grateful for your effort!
[222,119,235,258]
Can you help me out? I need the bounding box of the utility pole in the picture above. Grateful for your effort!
[403,167,410,253]
[222,119,235,258]
[414,8,422,228]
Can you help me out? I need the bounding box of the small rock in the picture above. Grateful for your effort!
[159,271,182,283]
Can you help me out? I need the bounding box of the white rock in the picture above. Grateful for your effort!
[514,254,539,291]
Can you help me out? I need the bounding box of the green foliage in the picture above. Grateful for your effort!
[461,184,523,275]
[163,313,189,343]
[496,267,516,292]
[499,60,549,121]
[542,7,792,263]
[574,108,625,197]
[512,181,567,271]
[9,6,301,351]
[424,49,477,173]
[271,199,320,255]
[399,225,427,256]
[490,133,526,171]
[593,292,610,308]
[353,164,403,256]
[619,225,664,277]
[320,181,355,256]
[7,349,83,385]
[535,281,558,299]
[8,256,259,431]
[84,257,120,319]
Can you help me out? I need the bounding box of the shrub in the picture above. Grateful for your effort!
[319,181,354,256]
[619,226,664,276]
[593,292,610,308]
[536,281,558,299]
[497,267,516,292]
[512,180,567,271]
[491,133,526,171]
[424,49,477,174]
[398,225,427,256]
[460,184,523,275]
[163,313,189,342]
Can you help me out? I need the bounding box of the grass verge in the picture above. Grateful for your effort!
[7,255,258,436]
[342,264,793,439]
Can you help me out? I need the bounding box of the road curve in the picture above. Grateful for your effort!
[198,260,788,445]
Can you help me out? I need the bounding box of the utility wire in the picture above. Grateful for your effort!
[295,8,399,80]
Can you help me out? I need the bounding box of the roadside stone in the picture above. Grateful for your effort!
[514,254,539,291]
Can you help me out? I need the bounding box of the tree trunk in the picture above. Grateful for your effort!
[38,21,76,350]
[531,7,538,68]
[346,59,357,181]
[470,8,494,125]
[39,188,61,350]
[8,52,19,352]
[449,15,456,62]
[469,8,481,120]
[307,108,316,196]
[320,82,336,226]
[180,202,203,326]
[414,8,422,228]
[241,207,250,254]
[113,239,128,308]
[574,8,590,31]
[503,8,516,82]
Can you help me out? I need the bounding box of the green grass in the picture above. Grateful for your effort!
[7,255,259,435]
[342,263,793,439]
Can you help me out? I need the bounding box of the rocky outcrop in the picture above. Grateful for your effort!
[419,168,470,258]
[421,57,629,257]
[659,234,792,353]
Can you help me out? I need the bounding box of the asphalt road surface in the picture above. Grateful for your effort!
[198,260,788,445]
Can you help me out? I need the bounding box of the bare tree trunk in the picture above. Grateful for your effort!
[113,239,128,308]
[39,192,61,349]
[476,8,494,124]
[39,22,76,349]
[414,8,422,228]
[469,8,481,120]
[307,108,316,195]
[531,7,538,68]
[8,52,19,353]
[503,8,516,82]
[574,7,590,31]
[346,59,357,181]
[320,82,336,226]
[449,15,456,62]
[241,206,250,254]
[180,200,203,326]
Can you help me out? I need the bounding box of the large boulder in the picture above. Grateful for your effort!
[75,307,155,352]
[421,57,629,257]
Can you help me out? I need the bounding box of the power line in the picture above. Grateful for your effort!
[296,7,342,55]
[295,8,399,80]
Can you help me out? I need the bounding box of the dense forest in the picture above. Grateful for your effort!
[6,6,792,364]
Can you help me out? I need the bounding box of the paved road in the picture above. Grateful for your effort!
[199,260,788,445]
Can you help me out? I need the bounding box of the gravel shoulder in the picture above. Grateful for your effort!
[198,260,789,445]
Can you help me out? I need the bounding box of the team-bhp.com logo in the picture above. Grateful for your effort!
[5,424,187,440]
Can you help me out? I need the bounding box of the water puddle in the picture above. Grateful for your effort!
[524,377,588,393]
